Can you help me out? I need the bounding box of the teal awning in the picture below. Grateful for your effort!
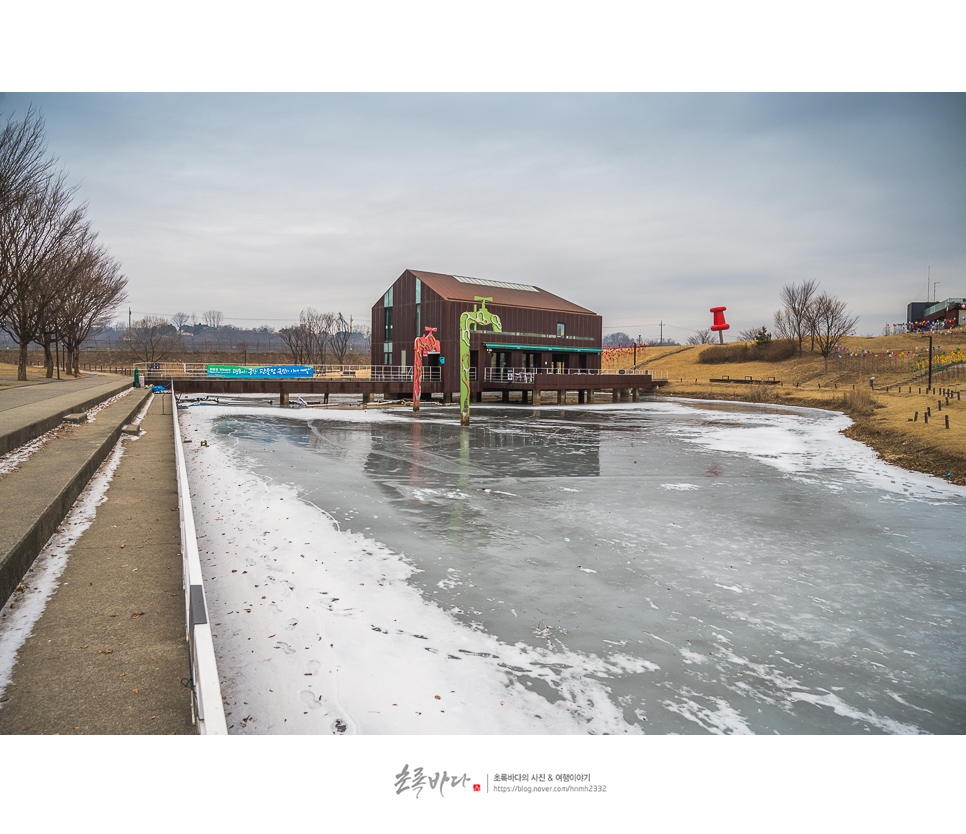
[483,343,602,354]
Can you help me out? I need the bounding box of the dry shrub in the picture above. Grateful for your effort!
[746,383,771,402]
[698,339,798,364]
[840,386,876,416]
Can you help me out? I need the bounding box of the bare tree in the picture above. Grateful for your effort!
[331,313,351,365]
[278,323,310,364]
[778,279,819,357]
[312,309,336,366]
[278,308,344,366]
[812,293,859,373]
[129,316,179,364]
[2,108,125,380]
[0,171,87,380]
[686,328,714,345]
[59,241,127,375]
[773,308,794,340]
[172,311,191,333]
[0,107,57,321]
[202,309,224,329]
[738,326,766,342]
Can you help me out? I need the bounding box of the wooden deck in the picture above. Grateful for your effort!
[142,369,668,402]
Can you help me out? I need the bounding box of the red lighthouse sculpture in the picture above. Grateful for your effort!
[710,306,730,344]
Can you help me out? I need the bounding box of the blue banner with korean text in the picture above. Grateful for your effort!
[207,364,314,378]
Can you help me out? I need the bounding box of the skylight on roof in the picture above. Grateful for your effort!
[453,275,538,292]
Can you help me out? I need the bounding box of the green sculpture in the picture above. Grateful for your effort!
[459,297,502,425]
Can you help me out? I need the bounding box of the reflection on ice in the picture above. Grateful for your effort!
[182,400,966,734]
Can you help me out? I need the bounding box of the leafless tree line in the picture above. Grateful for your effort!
[1,107,126,380]
[126,310,227,364]
[774,279,859,371]
[279,308,353,366]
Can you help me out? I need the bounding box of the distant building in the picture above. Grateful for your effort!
[907,298,966,331]
[371,269,602,399]
[906,302,930,326]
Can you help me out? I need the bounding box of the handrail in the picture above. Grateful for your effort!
[136,362,667,383]
[483,367,669,381]
[137,363,442,382]
[170,382,228,735]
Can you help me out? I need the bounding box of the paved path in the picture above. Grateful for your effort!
[0,374,135,456]
[0,380,196,734]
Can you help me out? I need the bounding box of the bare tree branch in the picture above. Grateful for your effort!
[202,310,224,329]
[686,328,714,345]
[812,292,859,373]
[129,316,180,364]
[779,279,819,357]
[58,239,127,374]
[1,107,60,324]
[331,313,351,365]
[0,169,88,379]
[172,311,191,333]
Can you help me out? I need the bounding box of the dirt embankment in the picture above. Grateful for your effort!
[608,333,966,486]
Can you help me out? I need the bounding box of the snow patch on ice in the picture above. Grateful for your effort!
[662,691,755,735]
[182,405,653,734]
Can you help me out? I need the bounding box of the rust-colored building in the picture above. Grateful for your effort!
[371,269,603,398]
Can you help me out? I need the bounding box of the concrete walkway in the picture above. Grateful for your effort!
[0,379,196,734]
[0,373,135,456]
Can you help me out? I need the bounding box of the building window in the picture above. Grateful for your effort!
[557,322,566,337]
[384,286,393,307]
[384,307,393,342]
[383,342,393,366]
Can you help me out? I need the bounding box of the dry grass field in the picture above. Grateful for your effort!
[606,332,966,486]
[0,361,61,387]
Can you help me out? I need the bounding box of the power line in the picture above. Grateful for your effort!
[127,311,363,324]
[603,322,702,333]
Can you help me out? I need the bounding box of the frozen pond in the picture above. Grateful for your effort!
[181,399,966,734]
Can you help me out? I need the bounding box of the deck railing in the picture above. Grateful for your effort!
[135,363,666,383]
[136,363,441,382]
[483,367,668,382]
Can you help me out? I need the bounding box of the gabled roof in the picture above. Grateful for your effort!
[408,270,597,316]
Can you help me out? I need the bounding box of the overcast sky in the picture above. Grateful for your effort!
[2,92,964,342]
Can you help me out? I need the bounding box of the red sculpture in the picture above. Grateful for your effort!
[710,306,730,344]
[413,327,441,412]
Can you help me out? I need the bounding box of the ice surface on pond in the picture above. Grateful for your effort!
[181,399,966,734]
